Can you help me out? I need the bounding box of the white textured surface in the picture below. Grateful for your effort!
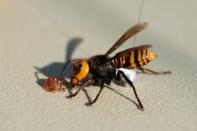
[0,0,197,131]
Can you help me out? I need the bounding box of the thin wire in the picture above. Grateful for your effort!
[133,0,145,47]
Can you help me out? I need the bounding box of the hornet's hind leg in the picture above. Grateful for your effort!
[139,67,172,75]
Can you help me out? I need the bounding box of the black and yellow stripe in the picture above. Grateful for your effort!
[111,48,151,69]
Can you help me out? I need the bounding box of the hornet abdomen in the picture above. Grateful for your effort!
[110,48,157,69]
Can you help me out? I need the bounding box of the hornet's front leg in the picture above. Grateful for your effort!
[66,79,95,98]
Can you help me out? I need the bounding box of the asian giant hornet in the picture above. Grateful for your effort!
[44,22,171,110]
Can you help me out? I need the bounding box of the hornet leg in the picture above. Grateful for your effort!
[117,70,144,111]
[139,67,172,75]
[87,80,105,106]
[66,79,95,98]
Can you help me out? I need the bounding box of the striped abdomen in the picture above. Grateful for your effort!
[110,48,157,69]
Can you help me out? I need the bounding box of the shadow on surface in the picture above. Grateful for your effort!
[105,86,142,110]
[34,37,82,88]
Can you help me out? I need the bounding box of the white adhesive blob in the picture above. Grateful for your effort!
[116,68,137,82]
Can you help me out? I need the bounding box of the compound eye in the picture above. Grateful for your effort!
[73,63,82,75]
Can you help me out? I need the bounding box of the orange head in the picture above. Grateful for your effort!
[146,50,157,62]
[71,60,89,87]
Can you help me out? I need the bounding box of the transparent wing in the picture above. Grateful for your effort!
[105,22,148,56]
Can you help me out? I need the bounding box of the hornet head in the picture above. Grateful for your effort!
[71,60,89,87]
